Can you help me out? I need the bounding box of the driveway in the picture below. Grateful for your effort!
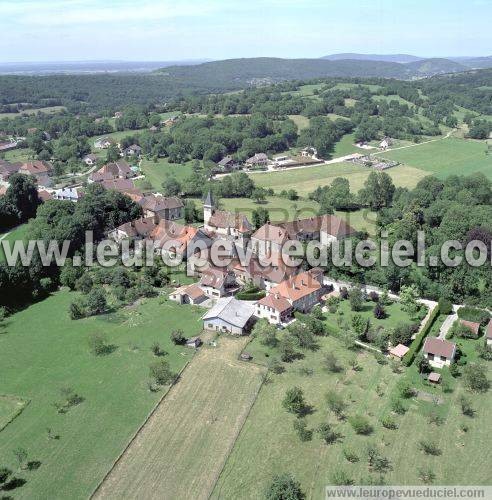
[437,313,458,339]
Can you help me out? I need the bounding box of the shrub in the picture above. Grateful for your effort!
[463,363,489,392]
[349,287,364,312]
[325,390,347,420]
[171,329,186,345]
[330,470,354,486]
[438,298,453,315]
[317,422,340,445]
[418,440,441,456]
[380,414,398,430]
[88,332,111,356]
[374,303,386,319]
[282,387,308,416]
[149,360,175,386]
[340,287,349,300]
[323,352,343,373]
[293,419,312,442]
[343,448,360,463]
[348,415,373,435]
[368,291,379,302]
[418,467,436,484]
[458,395,475,417]
[265,474,304,500]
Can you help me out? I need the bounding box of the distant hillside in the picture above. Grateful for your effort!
[158,57,476,86]
[449,56,492,69]
[404,58,468,76]
[321,53,422,64]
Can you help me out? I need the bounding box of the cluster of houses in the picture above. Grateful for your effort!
[0,158,53,187]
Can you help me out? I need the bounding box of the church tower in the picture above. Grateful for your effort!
[203,190,214,226]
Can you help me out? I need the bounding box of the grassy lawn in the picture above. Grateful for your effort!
[2,148,32,163]
[212,332,492,498]
[137,158,194,190]
[381,137,492,180]
[332,133,362,158]
[0,106,66,119]
[372,95,415,107]
[0,291,204,499]
[288,114,310,131]
[0,224,29,263]
[332,83,382,92]
[0,395,28,432]
[250,162,428,197]
[94,336,265,500]
[323,299,415,335]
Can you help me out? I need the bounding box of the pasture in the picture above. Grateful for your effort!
[250,162,428,197]
[0,106,66,119]
[137,158,194,190]
[94,336,265,500]
[0,291,203,499]
[380,137,492,180]
[212,333,492,499]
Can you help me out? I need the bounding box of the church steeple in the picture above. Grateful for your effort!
[203,190,214,225]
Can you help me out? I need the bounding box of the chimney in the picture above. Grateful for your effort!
[153,214,159,225]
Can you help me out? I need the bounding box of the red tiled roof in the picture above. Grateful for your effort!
[460,320,481,337]
[140,195,183,212]
[37,189,52,201]
[100,178,135,192]
[389,344,410,358]
[257,293,293,313]
[149,220,198,254]
[20,160,52,175]
[423,337,456,359]
[116,217,158,238]
[208,210,252,233]
[199,267,229,289]
[269,269,322,303]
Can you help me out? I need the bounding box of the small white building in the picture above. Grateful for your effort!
[486,319,492,346]
[52,187,84,202]
[255,293,293,325]
[423,337,456,369]
[202,297,256,335]
[169,283,207,305]
[83,154,98,166]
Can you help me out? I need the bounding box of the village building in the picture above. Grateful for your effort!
[216,156,239,172]
[109,217,158,243]
[0,185,7,197]
[428,372,441,384]
[460,319,481,338]
[203,191,252,249]
[267,268,324,313]
[149,219,213,260]
[100,178,136,193]
[122,144,142,157]
[37,189,52,202]
[202,297,256,335]
[245,153,269,168]
[89,160,134,183]
[486,319,492,346]
[422,337,457,368]
[52,187,84,202]
[300,146,318,158]
[138,194,184,221]
[169,283,207,305]
[0,160,21,182]
[256,293,294,325]
[251,215,356,257]
[83,154,98,166]
[198,267,237,298]
[379,137,393,150]
[94,137,117,149]
[19,160,53,186]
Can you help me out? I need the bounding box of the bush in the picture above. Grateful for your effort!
[380,414,398,430]
[463,363,490,392]
[348,415,373,435]
[293,419,312,442]
[457,306,490,326]
[265,474,304,500]
[149,360,175,386]
[418,440,441,456]
[340,287,349,300]
[343,448,360,463]
[349,287,364,312]
[368,291,379,302]
[171,329,186,345]
[235,288,266,301]
[374,303,386,319]
[438,298,453,315]
[88,332,112,356]
[282,387,308,416]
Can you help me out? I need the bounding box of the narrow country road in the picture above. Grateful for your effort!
[372,129,455,156]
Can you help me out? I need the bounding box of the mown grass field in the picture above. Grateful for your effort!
[95,336,265,500]
[2,148,32,163]
[0,224,29,263]
[137,158,194,190]
[0,291,204,499]
[212,333,492,499]
[0,106,66,119]
[380,137,492,180]
[250,162,428,197]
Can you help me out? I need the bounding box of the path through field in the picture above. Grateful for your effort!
[93,336,265,500]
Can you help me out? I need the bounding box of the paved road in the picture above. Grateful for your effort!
[438,313,458,339]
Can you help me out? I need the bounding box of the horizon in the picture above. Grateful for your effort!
[1,0,491,63]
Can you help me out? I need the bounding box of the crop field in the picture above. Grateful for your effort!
[212,333,492,499]
[250,162,428,196]
[0,291,204,499]
[380,137,492,179]
[95,336,265,500]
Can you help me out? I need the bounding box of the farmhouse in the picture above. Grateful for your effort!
[379,137,393,150]
[256,293,294,325]
[199,267,237,298]
[169,283,207,305]
[19,160,53,187]
[300,146,317,158]
[217,156,239,172]
[267,268,324,313]
[423,337,457,368]
[245,153,268,167]
[138,194,184,221]
[486,319,492,346]
[202,297,256,335]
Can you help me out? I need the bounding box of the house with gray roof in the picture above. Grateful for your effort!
[202,297,256,335]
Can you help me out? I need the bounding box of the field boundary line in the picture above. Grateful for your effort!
[89,358,194,499]
[209,338,267,500]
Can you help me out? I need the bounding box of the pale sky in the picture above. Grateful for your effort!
[1,0,491,62]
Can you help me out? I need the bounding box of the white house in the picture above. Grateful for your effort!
[52,187,84,202]
[83,154,98,166]
[202,297,256,335]
[255,293,294,325]
[198,268,236,298]
[423,337,456,368]
[169,283,207,305]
